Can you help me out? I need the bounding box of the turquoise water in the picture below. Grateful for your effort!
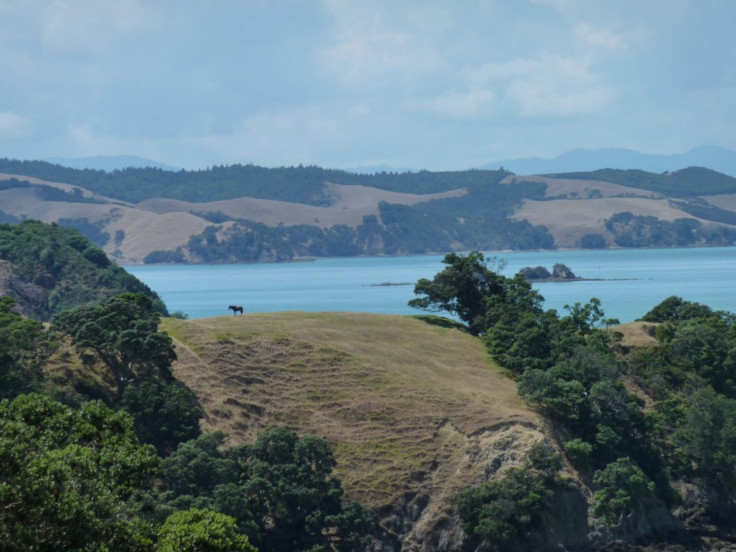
[126,247,736,322]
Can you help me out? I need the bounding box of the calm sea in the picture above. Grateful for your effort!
[126,247,736,323]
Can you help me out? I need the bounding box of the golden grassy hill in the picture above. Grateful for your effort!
[161,312,546,546]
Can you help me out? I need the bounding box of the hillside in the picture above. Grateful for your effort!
[2,160,736,261]
[0,220,167,319]
[161,313,558,550]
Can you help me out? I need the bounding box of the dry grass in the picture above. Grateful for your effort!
[512,197,714,248]
[706,193,736,211]
[137,183,465,229]
[501,174,661,199]
[161,312,541,508]
[614,321,659,350]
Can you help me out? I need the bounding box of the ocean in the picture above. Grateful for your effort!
[126,246,736,323]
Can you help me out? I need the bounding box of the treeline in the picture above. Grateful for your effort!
[0,157,514,204]
[601,211,736,248]
[411,252,736,550]
[6,158,736,257]
[6,157,735,207]
[548,166,736,197]
[1,292,374,551]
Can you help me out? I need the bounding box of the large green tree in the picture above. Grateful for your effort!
[155,509,256,552]
[409,251,542,335]
[0,393,161,551]
[52,293,177,395]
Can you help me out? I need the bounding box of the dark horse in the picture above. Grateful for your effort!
[228,305,244,316]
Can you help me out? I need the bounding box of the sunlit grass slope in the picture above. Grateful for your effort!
[161,312,541,509]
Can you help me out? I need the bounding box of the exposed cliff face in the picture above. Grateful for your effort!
[0,260,49,318]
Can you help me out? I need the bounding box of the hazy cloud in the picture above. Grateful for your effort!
[0,0,733,169]
[0,112,29,137]
[38,0,161,53]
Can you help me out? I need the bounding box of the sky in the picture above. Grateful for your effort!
[0,0,735,171]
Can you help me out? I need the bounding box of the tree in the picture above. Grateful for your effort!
[408,251,545,336]
[156,509,256,552]
[640,296,713,323]
[52,293,177,395]
[158,427,375,552]
[675,388,736,494]
[453,444,561,551]
[409,252,503,334]
[122,377,203,455]
[0,393,161,551]
[0,297,47,400]
[242,427,375,552]
[593,457,655,528]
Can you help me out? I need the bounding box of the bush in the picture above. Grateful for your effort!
[122,377,203,455]
[593,457,655,528]
[564,438,594,471]
[579,233,607,248]
[156,509,256,552]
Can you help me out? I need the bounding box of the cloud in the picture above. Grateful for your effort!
[421,88,497,119]
[319,2,450,88]
[575,23,627,51]
[0,112,29,137]
[39,0,161,53]
[464,52,615,117]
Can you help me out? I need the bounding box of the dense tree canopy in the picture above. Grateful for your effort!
[0,220,167,319]
[410,257,736,544]
[0,296,47,400]
[0,393,161,551]
[52,293,176,394]
[156,427,375,552]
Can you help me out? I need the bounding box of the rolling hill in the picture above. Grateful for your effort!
[2,159,736,263]
[160,312,566,550]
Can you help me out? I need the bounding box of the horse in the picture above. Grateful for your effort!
[228,305,244,316]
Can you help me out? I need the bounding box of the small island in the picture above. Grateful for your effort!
[519,263,581,282]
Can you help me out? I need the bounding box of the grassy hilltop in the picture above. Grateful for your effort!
[162,312,545,544]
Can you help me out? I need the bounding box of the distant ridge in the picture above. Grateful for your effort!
[480,145,736,178]
[44,155,180,172]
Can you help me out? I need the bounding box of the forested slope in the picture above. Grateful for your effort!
[0,219,166,319]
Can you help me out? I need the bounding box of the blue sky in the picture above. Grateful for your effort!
[0,0,734,171]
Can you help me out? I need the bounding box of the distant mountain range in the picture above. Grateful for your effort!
[44,155,180,172]
[41,146,736,178]
[479,145,736,178]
